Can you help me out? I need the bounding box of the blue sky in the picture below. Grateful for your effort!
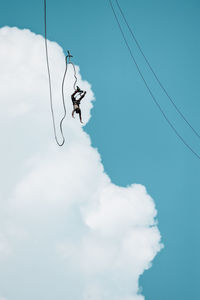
[1,0,200,299]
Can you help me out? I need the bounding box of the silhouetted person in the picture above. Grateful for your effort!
[71,86,86,123]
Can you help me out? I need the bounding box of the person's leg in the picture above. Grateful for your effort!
[71,90,79,99]
[79,91,86,102]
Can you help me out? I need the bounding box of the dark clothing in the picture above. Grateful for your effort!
[71,89,86,123]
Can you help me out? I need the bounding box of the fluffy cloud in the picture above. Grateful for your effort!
[0,27,163,300]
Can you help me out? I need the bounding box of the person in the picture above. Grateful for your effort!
[71,86,86,123]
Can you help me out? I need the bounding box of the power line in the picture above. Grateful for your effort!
[115,0,200,140]
[108,0,200,161]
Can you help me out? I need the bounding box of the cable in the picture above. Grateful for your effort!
[59,57,68,144]
[115,0,200,140]
[59,58,78,136]
[108,0,200,161]
[68,61,78,91]
[44,0,65,146]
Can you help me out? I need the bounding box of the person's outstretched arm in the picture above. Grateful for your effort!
[78,110,83,123]
[72,108,76,118]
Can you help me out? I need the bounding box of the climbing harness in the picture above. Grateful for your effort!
[109,0,200,161]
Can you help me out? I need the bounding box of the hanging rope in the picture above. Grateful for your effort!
[66,51,78,91]
[115,0,200,140]
[59,56,78,137]
[59,56,68,145]
[44,0,67,146]
[109,0,200,161]
[70,61,78,91]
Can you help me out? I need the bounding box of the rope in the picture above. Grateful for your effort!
[59,57,68,145]
[115,0,200,140]
[109,0,200,161]
[44,0,65,146]
[68,61,78,91]
[59,58,78,137]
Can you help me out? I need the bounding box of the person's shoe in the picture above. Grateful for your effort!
[76,86,81,92]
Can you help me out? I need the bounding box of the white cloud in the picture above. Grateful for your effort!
[0,26,163,300]
[0,234,12,260]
